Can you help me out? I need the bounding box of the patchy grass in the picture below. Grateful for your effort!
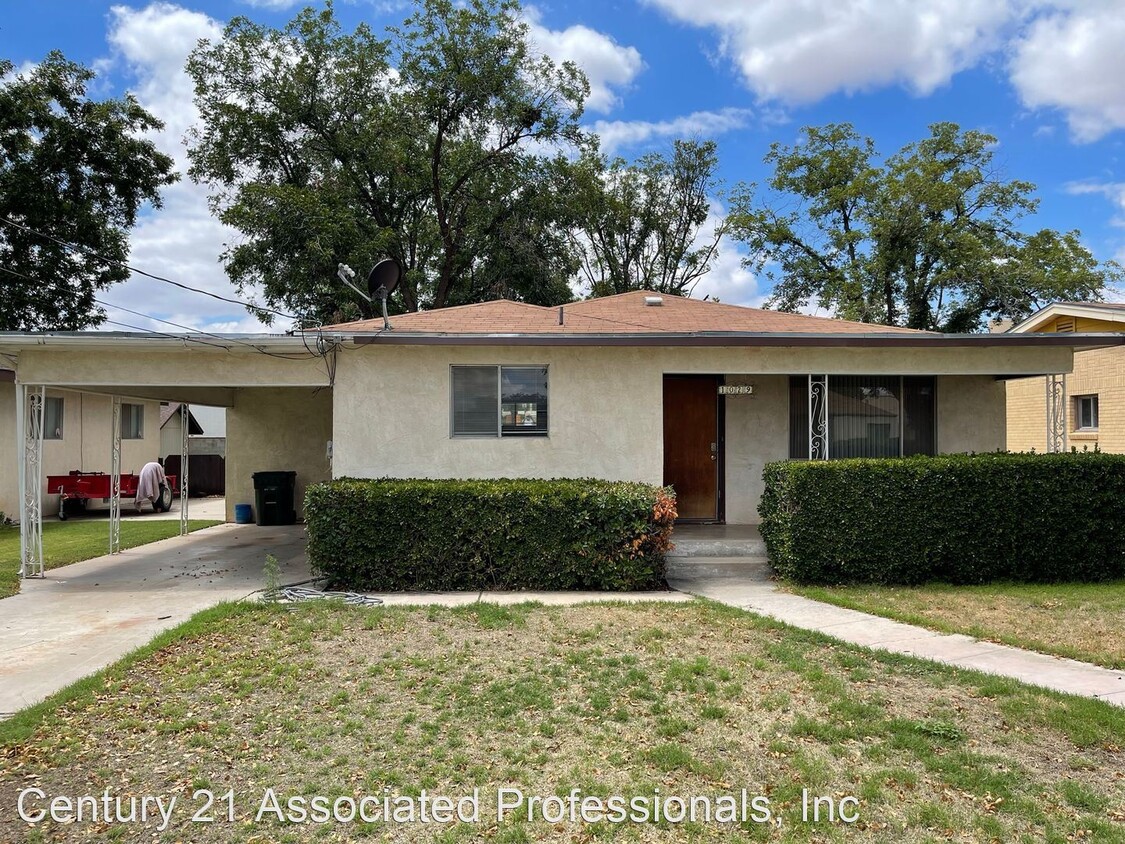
[789,580,1125,670]
[1,601,1123,842]
[0,519,222,599]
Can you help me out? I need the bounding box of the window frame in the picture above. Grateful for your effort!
[1075,394,1099,431]
[450,364,549,439]
[121,402,145,440]
[43,396,64,440]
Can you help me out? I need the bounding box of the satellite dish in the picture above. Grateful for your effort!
[367,258,401,300]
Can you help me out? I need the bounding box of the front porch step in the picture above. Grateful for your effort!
[667,537,767,558]
[665,556,771,580]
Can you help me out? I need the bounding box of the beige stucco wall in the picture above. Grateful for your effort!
[0,385,161,518]
[335,346,665,487]
[15,347,328,392]
[1006,347,1125,453]
[335,346,1047,521]
[0,382,15,520]
[724,375,789,523]
[225,387,333,522]
[936,375,1007,453]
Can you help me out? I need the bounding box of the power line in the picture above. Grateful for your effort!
[103,319,235,351]
[95,298,318,360]
[0,216,298,321]
[1,265,319,361]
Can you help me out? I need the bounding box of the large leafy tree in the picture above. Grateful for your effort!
[570,139,725,298]
[729,122,1121,331]
[0,53,177,331]
[187,0,588,325]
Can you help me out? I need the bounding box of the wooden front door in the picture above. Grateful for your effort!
[663,375,721,521]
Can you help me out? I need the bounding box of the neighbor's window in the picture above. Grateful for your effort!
[451,365,548,437]
[788,375,935,459]
[121,403,144,439]
[43,396,63,440]
[1075,394,1099,431]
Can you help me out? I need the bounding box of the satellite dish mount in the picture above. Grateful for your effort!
[336,258,401,331]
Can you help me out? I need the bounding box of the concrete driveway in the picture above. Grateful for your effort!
[0,523,309,718]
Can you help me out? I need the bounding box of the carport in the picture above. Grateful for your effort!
[1,332,337,578]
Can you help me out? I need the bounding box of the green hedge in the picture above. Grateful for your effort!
[758,453,1125,585]
[305,478,677,591]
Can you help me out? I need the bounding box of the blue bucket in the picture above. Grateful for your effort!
[234,503,253,524]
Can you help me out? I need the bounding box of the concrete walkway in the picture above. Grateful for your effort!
[669,561,1125,707]
[0,523,308,718]
[63,494,226,522]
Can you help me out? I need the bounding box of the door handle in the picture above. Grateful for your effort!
[710,442,717,461]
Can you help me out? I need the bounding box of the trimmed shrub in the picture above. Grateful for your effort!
[306,478,677,591]
[758,452,1125,585]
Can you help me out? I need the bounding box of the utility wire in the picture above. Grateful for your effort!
[95,298,318,361]
[0,265,320,361]
[0,216,298,321]
[103,319,234,351]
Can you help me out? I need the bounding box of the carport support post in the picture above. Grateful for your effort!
[179,402,190,535]
[1046,374,1067,454]
[109,396,122,555]
[17,385,45,578]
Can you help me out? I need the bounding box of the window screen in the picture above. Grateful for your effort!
[44,396,63,440]
[451,366,500,436]
[121,403,144,439]
[789,376,935,459]
[788,376,809,459]
[829,376,901,459]
[1076,395,1099,430]
[501,367,548,436]
[902,377,936,456]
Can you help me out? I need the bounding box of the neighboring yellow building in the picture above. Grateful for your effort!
[1006,302,1125,453]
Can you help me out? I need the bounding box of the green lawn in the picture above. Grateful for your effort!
[789,580,1125,670]
[0,519,222,599]
[1,601,1123,842]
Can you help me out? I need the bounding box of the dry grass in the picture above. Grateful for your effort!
[789,580,1125,670]
[1,601,1123,842]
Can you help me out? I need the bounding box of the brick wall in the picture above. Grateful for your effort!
[1006,347,1125,453]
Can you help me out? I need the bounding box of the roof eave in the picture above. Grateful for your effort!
[0,332,332,353]
[1010,302,1125,333]
[350,331,1125,348]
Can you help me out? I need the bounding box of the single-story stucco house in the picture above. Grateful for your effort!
[4,291,1123,567]
[1005,301,1125,454]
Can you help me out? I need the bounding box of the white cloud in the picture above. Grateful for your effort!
[1065,180,1125,226]
[1066,180,1125,208]
[641,0,1017,103]
[1010,5,1125,142]
[524,6,644,114]
[680,201,764,307]
[592,107,755,154]
[106,2,221,169]
[94,3,284,334]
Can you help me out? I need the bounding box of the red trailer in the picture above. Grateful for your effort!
[47,470,179,520]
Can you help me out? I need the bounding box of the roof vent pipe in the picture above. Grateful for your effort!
[558,306,564,326]
[644,296,663,306]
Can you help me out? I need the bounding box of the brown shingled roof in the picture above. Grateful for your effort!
[322,290,931,335]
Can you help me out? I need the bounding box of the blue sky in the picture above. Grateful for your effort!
[4,0,1125,331]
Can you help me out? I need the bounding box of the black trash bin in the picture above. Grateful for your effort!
[252,471,297,526]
